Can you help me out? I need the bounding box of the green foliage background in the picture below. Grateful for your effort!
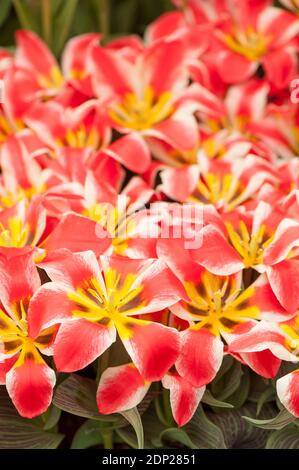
[0,0,174,55]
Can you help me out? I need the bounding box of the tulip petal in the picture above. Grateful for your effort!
[53,319,116,372]
[6,346,55,418]
[97,363,150,414]
[118,318,180,381]
[277,370,299,418]
[176,328,223,388]
[162,372,205,427]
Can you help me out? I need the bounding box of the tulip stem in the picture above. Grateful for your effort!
[41,0,52,47]
[99,0,110,37]
[102,429,113,449]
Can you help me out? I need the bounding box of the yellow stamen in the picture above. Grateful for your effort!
[109,85,173,130]
[224,27,271,61]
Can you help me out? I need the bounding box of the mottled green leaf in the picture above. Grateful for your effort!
[243,407,296,430]
[210,404,273,448]
[184,405,226,448]
[266,426,299,449]
[0,388,63,449]
[202,390,234,409]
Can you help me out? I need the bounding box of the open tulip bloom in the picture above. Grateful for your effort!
[0,0,299,450]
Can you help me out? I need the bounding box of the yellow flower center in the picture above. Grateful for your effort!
[56,124,100,149]
[109,86,173,130]
[224,27,271,61]
[183,272,259,336]
[0,185,46,209]
[226,221,273,268]
[0,217,30,247]
[0,300,57,365]
[281,317,299,356]
[38,65,64,90]
[188,173,245,211]
[67,269,146,338]
[83,203,136,255]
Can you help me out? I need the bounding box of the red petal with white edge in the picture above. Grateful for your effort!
[258,6,299,47]
[277,370,299,418]
[62,33,101,79]
[263,219,299,265]
[90,45,133,99]
[217,50,257,84]
[142,38,187,95]
[15,30,59,77]
[228,321,299,362]
[146,11,185,43]
[137,259,188,312]
[40,213,111,255]
[0,356,18,385]
[146,113,198,152]
[225,80,269,123]
[54,319,116,372]
[268,260,299,313]
[1,135,42,193]
[97,364,150,414]
[0,251,40,312]
[162,372,205,427]
[241,351,281,379]
[120,320,180,381]
[157,237,204,283]
[191,225,244,275]
[24,101,66,148]
[27,283,74,339]
[263,49,297,89]
[6,357,56,418]
[176,328,223,388]
[38,249,103,290]
[249,274,294,321]
[158,165,200,202]
[102,133,151,173]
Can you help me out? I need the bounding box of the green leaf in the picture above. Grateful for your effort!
[243,407,296,430]
[53,0,79,56]
[153,428,198,449]
[53,374,119,422]
[202,390,234,409]
[42,405,61,431]
[210,404,272,448]
[0,0,11,28]
[120,407,144,449]
[152,404,226,449]
[12,0,40,32]
[256,387,276,416]
[227,367,250,408]
[211,359,243,401]
[0,388,63,449]
[71,420,103,449]
[266,426,299,449]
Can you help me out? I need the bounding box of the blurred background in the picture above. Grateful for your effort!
[0,0,175,55]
